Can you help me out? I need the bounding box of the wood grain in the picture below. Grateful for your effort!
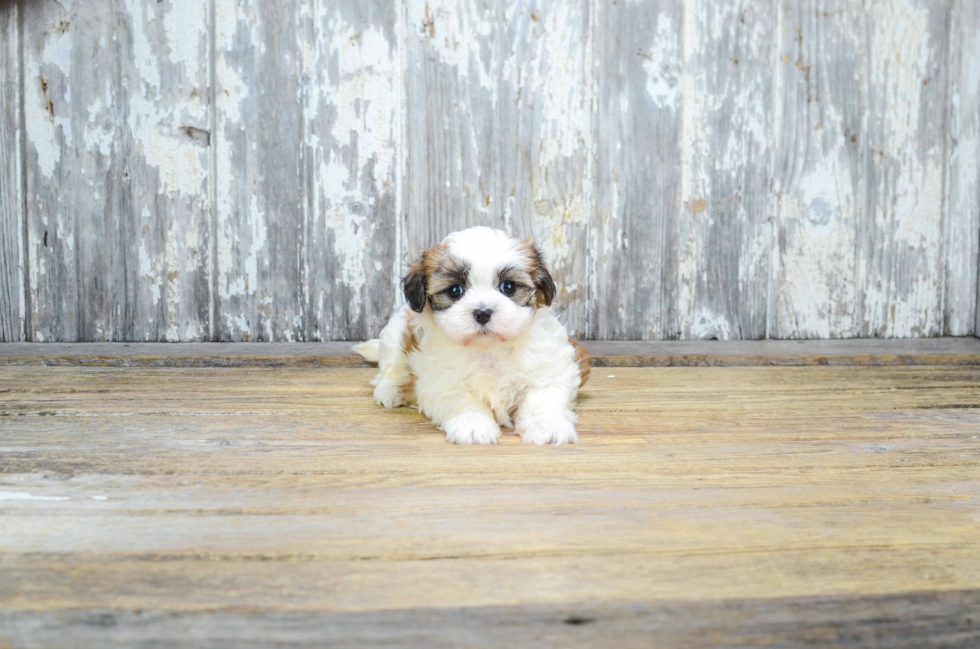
[0,0,23,342]
[592,0,680,340]
[3,0,980,341]
[861,0,951,338]
[495,0,592,336]
[403,0,496,253]
[22,0,212,342]
[675,0,773,341]
[403,0,591,337]
[213,0,398,342]
[301,0,399,341]
[1,591,978,649]
[213,0,306,341]
[772,0,865,339]
[0,362,978,646]
[946,0,980,336]
[3,338,980,368]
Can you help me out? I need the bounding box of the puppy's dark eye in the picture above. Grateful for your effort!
[448,284,464,299]
[499,280,516,296]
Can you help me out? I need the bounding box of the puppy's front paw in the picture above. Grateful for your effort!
[517,415,578,446]
[445,411,501,445]
[373,379,406,409]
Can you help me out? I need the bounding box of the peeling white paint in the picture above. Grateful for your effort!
[945,2,980,335]
[228,314,251,337]
[325,24,395,182]
[691,309,732,341]
[298,4,402,331]
[139,233,164,308]
[41,26,73,76]
[25,30,74,178]
[182,221,202,272]
[141,130,207,197]
[408,0,494,90]
[163,215,181,339]
[676,3,705,335]
[864,0,945,337]
[643,14,679,109]
[15,0,977,342]
[163,0,205,73]
[775,151,859,338]
[533,196,585,266]
[532,6,591,170]
[215,59,248,126]
[83,96,114,157]
[124,0,161,91]
[245,194,267,297]
[0,491,69,502]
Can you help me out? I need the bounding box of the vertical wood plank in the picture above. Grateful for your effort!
[673,0,774,340]
[403,0,497,255]
[860,0,951,337]
[0,0,24,341]
[495,0,592,336]
[215,0,398,341]
[22,0,77,342]
[403,0,591,336]
[302,0,399,341]
[594,0,772,340]
[945,0,979,336]
[22,0,211,342]
[592,0,680,340]
[213,0,305,341]
[771,0,865,339]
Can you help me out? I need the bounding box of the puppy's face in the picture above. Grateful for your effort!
[403,227,556,346]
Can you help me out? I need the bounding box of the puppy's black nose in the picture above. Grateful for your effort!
[473,309,492,325]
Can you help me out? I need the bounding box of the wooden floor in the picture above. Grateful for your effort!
[1,342,979,647]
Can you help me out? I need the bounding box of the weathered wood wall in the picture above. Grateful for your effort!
[0,0,977,341]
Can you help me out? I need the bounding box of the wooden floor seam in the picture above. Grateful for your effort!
[2,337,980,367]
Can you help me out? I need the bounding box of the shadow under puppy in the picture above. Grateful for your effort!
[354,227,590,445]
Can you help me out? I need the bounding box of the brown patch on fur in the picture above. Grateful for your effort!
[401,324,419,354]
[403,241,455,312]
[399,314,420,404]
[570,338,591,387]
[421,241,451,272]
[402,373,418,405]
[516,239,556,307]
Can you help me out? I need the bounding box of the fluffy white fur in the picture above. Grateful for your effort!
[354,227,584,445]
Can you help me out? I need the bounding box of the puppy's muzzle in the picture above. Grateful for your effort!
[473,309,493,325]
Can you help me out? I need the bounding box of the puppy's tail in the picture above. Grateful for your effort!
[352,339,380,364]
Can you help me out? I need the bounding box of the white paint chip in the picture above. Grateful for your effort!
[0,491,70,502]
[607,375,616,379]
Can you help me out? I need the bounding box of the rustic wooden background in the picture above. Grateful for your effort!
[0,0,978,342]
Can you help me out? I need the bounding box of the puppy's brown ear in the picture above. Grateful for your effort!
[525,241,556,307]
[403,253,428,313]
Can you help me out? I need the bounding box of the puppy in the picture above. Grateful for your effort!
[353,227,590,445]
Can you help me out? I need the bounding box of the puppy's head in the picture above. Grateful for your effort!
[403,227,555,346]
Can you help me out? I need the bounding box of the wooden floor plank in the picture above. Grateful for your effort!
[2,338,980,367]
[1,362,979,646]
[2,591,978,649]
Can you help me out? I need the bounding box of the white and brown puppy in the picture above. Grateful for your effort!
[354,227,589,445]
